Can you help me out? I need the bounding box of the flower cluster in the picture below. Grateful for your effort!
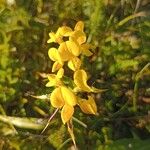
[46,21,101,124]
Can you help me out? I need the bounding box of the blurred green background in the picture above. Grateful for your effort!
[0,0,150,149]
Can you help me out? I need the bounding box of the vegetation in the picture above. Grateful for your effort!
[0,0,150,149]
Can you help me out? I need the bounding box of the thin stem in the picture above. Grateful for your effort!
[134,0,141,14]
[116,11,146,28]
[41,108,59,134]
[133,63,150,112]
[72,117,87,128]
[57,138,72,150]
[111,101,129,118]
[133,80,139,112]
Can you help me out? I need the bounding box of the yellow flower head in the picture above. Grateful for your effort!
[74,69,92,92]
[74,69,104,93]
[50,86,77,124]
[69,21,86,45]
[47,26,72,44]
[46,68,64,87]
[48,47,63,72]
[47,21,93,72]
[78,96,97,115]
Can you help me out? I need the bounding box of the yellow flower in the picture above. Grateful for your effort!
[80,43,93,56]
[74,69,103,92]
[50,86,77,124]
[46,68,64,87]
[48,47,63,72]
[78,96,97,115]
[47,21,93,72]
[57,26,73,36]
[68,57,81,71]
[74,69,92,92]
[47,32,63,44]
[69,21,86,45]
[48,42,82,71]
[70,21,93,56]
[58,42,74,61]
[74,21,84,31]
[47,26,72,44]
[58,42,82,71]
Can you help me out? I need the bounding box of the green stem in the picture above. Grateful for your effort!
[111,101,129,118]
[133,80,139,112]
[0,105,6,115]
[133,63,150,112]
[57,138,72,150]
[72,117,87,128]
[116,11,146,27]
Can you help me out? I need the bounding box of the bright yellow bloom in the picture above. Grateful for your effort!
[50,86,77,124]
[69,21,86,46]
[47,21,93,72]
[68,57,81,71]
[70,21,93,56]
[47,26,72,44]
[80,43,93,56]
[74,69,92,92]
[46,68,64,87]
[66,40,81,56]
[47,32,63,44]
[61,104,74,124]
[58,42,82,71]
[57,26,73,36]
[51,61,63,72]
[74,21,84,31]
[48,47,63,72]
[58,42,74,61]
[48,42,82,71]
[74,69,103,92]
[78,96,97,115]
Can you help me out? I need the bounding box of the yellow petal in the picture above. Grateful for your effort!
[78,96,97,115]
[56,68,64,78]
[70,31,86,45]
[87,96,97,114]
[74,21,84,31]
[66,41,81,56]
[48,48,60,62]
[60,86,77,106]
[58,42,73,61]
[61,104,74,124]
[74,69,92,92]
[52,61,63,72]
[57,26,73,36]
[68,57,81,71]
[91,87,107,93]
[46,74,63,87]
[47,32,56,43]
[47,32,63,44]
[81,44,93,56]
[50,87,65,108]
[46,74,56,87]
